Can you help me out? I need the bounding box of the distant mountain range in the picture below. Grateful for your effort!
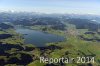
[0,12,100,31]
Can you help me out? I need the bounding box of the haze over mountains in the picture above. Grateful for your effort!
[0,12,100,31]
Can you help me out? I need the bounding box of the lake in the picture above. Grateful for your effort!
[15,28,64,47]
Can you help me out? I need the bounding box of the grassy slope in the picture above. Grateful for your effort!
[0,25,100,66]
[28,24,100,66]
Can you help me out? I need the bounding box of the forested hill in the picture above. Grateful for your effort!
[0,23,14,29]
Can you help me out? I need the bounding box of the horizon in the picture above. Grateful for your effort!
[0,0,100,15]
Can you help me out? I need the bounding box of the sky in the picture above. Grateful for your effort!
[0,0,100,14]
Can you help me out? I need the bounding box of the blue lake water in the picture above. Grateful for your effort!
[16,28,64,47]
